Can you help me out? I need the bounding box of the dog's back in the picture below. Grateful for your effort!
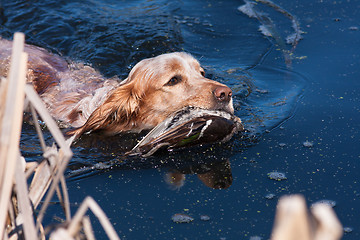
[0,38,66,93]
[0,38,120,127]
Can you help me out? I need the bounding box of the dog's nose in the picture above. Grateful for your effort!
[213,86,232,102]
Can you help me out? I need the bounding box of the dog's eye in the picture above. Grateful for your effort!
[200,69,205,77]
[165,76,182,86]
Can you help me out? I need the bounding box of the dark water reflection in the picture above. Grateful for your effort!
[165,160,233,190]
[5,0,356,239]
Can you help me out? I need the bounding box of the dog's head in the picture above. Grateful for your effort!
[70,52,234,137]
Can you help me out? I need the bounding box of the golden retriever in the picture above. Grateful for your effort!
[0,38,234,138]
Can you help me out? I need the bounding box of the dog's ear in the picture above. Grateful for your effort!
[67,59,153,138]
[67,80,143,138]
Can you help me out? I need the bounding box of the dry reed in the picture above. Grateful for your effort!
[271,195,343,240]
[0,32,120,240]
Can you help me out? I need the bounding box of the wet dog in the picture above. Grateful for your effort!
[0,38,234,138]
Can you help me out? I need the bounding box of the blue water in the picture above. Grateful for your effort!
[2,0,360,239]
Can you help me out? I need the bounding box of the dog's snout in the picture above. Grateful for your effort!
[213,86,232,102]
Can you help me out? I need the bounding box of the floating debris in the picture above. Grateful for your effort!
[344,227,353,233]
[171,213,194,223]
[311,199,336,208]
[238,1,257,18]
[238,0,303,47]
[255,88,269,94]
[249,158,257,163]
[302,140,313,148]
[268,171,287,181]
[259,24,272,37]
[93,162,111,170]
[265,193,276,200]
[286,32,303,44]
[349,26,359,31]
[200,215,211,221]
[278,143,286,147]
[250,236,262,240]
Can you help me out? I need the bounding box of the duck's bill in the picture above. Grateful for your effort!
[128,107,244,157]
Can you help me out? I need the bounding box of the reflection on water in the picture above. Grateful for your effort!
[165,160,233,189]
[1,0,306,180]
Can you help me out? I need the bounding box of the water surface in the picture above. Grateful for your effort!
[2,0,359,239]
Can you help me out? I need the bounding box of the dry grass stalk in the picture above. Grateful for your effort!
[271,194,343,240]
[0,76,8,131]
[1,32,121,240]
[55,196,120,240]
[82,216,96,240]
[0,32,28,239]
[14,152,37,240]
[271,195,312,240]
[24,85,73,231]
[312,204,343,240]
